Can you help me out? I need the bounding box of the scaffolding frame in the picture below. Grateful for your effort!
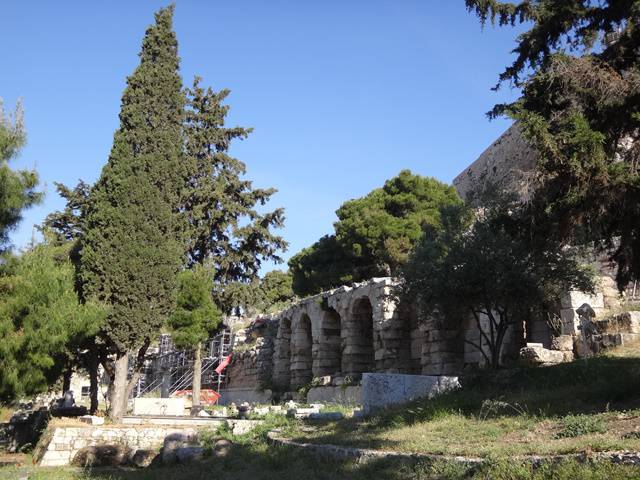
[134,329,233,398]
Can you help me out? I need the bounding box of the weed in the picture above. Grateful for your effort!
[555,414,606,438]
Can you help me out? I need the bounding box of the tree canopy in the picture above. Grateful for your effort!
[0,240,106,402]
[0,100,42,253]
[168,266,221,349]
[80,5,187,355]
[183,77,287,314]
[289,170,461,296]
[401,190,595,368]
[78,6,188,420]
[467,1,640,290]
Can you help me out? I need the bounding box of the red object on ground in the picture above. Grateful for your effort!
[215,353,232,374]
[173,389,221,405]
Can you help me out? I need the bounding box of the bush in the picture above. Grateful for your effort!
[556,414,606,438]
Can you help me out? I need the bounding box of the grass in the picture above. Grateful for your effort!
[2,441,640,479]
[4,346,640,478]
[287,344,640,458]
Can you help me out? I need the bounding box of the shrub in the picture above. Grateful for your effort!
[556,414,606,438]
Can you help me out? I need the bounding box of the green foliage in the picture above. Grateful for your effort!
[42,181,90,244]
[556,414,606,438]
[168,266,221,349]
[80,6,187,354]
[468,1,640,290]
[465,0,638,89]
[183,77,287,314]
[402,190,594,368]
[0,240,106,402]
[218,270,294,315]
[259,270,294,311]
[289,170,461,296]
[288,234,354,297]
[0,99,42,252]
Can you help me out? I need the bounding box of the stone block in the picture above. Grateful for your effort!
[174,446,205,464]
[307,385,362,405]
[550,335,574,352]
[72,445,131,467]
[133,398,184,416]
[519,345,565,366]
[361,373,460,414]
[78,415,105,425]
[286,407,320,418]
[131,449,158,468]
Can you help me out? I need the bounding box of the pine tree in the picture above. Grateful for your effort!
[80,6,187,421]
[466,1,640,290]
[0,100,42,252]
[183,77,287,314]
[0,239,106,402]
[168,266,221,411]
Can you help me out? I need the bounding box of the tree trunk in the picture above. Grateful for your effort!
[109,352,129,423]
[88,349,100,415]
[191,342,202,414]
[62,367,73,393]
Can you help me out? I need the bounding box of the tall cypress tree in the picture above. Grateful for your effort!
[80,6,186,421]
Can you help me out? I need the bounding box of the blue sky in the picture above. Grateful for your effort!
[2,1,524,272]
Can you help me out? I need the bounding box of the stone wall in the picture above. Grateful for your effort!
[37,420,261,467]
[223,274,626,396]
[453,124,537,202]
[227,332,275,390]
[270,278,423,389]
[37,425,198,467]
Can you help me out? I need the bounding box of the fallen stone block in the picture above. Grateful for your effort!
[308,412,344,421]
[78,415,105,426]
[175,446,204,464]
[550,335,574,352]
[286,407,321,419]
[213,438,233,458]
[131,448,158,468]
[71,444,131,467]
[362,373,460,414]
[519,346,565,366]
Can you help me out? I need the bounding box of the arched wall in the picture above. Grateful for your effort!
[342,297,375,376]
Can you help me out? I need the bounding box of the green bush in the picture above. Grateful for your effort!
[556,414,606,438]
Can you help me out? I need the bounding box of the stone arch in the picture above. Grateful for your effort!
[342,297,375,376]
[272,317,292,389]
[314,308,342,377]
[290,313,313,388]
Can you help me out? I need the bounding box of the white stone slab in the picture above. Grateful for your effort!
[132,397,185,416]
[362,373,459,414]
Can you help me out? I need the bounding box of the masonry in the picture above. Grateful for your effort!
[222,124,629,395]
[224,276,621,394]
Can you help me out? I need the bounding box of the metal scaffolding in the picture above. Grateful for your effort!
[133,329,233,398]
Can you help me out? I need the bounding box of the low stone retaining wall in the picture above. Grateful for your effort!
[267,432,640,467]
[36,419,262,467]
[217,387,272,405]
[307,386,361,405]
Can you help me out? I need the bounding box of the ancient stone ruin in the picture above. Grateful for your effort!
[221,124,639,399]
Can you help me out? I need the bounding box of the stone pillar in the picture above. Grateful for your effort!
[290,314,313,388]
[272,318,292,390]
